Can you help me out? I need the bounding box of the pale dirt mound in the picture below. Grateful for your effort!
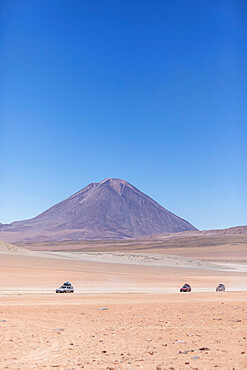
[0,240,38,256]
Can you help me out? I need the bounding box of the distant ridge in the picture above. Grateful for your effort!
[0,178,197,242]
[193,225,247,236]
[149,225,247,239]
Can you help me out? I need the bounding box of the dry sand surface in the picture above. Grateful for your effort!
[1,241,247,369]
[1,252,247,294]
[0,293,247,369]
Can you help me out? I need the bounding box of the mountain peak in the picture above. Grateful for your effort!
[99,178,130,195]
[99,178,128,184]
[0,179,197,242]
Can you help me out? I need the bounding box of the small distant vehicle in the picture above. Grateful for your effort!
[56,281,74,293]
[180,283,191,292]
[216,283,225,292]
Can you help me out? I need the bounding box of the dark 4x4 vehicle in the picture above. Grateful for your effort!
[216,283,225,292]
[180,283,191,292]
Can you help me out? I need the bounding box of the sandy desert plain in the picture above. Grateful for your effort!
[0,234,247,370]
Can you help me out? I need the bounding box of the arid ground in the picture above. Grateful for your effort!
[18,232,247,262]
[0,238,247,369]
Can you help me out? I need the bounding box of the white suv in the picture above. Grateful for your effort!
[56,282,74,293]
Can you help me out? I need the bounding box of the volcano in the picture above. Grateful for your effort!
[0,178,197,242]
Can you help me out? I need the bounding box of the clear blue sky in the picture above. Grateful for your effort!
[0,0,246,229]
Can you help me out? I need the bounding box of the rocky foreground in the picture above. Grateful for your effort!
[0,293,246,369]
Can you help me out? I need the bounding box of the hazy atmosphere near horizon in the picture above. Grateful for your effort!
[0,0,246,229]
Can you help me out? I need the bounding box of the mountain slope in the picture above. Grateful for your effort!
[0,178,197,242]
